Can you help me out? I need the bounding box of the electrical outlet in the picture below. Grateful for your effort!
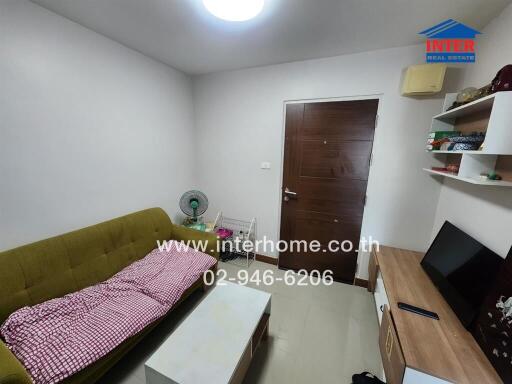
[260,162,271,170]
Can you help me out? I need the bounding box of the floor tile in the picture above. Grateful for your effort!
[97,261,382,384]
[244,340,297,384]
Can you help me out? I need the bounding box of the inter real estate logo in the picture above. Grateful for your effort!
[419,19,481,63]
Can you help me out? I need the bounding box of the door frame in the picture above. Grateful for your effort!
[276,94,383,275]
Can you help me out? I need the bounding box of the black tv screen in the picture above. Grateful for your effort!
[421,221,503,328]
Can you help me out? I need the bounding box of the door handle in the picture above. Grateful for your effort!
[284,187,297,196]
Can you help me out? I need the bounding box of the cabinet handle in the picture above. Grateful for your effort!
[386,326,394,358]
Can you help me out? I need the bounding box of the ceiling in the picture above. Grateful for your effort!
[31,0,511,75]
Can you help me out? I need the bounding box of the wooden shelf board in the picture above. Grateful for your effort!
[433,93,496,121]
[423,168,512,187]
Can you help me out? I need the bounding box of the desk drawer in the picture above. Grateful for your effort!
[379,306,405,384]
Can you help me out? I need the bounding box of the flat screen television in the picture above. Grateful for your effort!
[421,221,503,328]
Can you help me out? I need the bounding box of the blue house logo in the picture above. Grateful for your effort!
[419,19,481,63]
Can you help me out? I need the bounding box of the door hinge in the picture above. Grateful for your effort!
[363,195,368,206]
[369,152,374,167]
[375,114,379,129]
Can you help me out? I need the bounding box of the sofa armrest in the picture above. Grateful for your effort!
[170,224,220,260]
[0,340,32,384]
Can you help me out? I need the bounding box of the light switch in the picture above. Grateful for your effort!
[260,162,271,170]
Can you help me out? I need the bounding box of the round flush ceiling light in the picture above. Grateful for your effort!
[203,0,265,22]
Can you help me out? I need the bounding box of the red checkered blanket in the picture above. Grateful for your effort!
[1,241,216,384]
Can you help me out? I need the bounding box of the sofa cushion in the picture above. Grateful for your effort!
[1,242,216,384]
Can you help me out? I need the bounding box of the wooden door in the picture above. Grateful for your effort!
[279,100,378,283]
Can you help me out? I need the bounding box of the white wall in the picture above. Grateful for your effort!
[6,0,505,278]
[0,0,195,250]
[431,3,512,259]
[193,45,451,277]
[461,3,512,87]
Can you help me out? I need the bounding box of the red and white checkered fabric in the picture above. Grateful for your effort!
[1,241,216,384]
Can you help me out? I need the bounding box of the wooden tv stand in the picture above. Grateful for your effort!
[368,246,502,384]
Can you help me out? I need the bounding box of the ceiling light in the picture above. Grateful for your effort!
[203,0,265,22]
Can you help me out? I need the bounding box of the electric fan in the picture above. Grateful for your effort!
[179,190,208,231]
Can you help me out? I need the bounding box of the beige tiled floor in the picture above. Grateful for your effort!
[98,261,382,384]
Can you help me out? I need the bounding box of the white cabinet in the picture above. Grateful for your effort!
[373,272,389,324]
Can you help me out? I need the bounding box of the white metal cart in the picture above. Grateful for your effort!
[213,212,256,267]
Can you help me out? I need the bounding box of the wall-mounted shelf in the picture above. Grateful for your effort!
[426,92,512,188]
[427,150,483,154]
[431,91,512,155]
[433,93,496,120]
[423,168,512,187]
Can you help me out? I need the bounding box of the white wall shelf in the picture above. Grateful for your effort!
[430,91,512,155]
[423,168,512,187]
[433,93,496,120]
[426,92,512,187]
[427,150,481,154]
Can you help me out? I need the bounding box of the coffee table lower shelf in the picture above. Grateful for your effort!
[145,282,272,384]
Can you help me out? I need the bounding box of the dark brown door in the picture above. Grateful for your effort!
[279,100,378,284]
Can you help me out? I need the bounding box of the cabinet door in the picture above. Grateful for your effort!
[368,250,379,292]
[379,306,406,384]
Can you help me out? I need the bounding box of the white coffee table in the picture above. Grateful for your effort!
[145,282,271,384]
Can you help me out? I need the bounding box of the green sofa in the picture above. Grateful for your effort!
[0,208,219,384]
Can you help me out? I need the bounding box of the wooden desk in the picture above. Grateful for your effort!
[369,246,502,384]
